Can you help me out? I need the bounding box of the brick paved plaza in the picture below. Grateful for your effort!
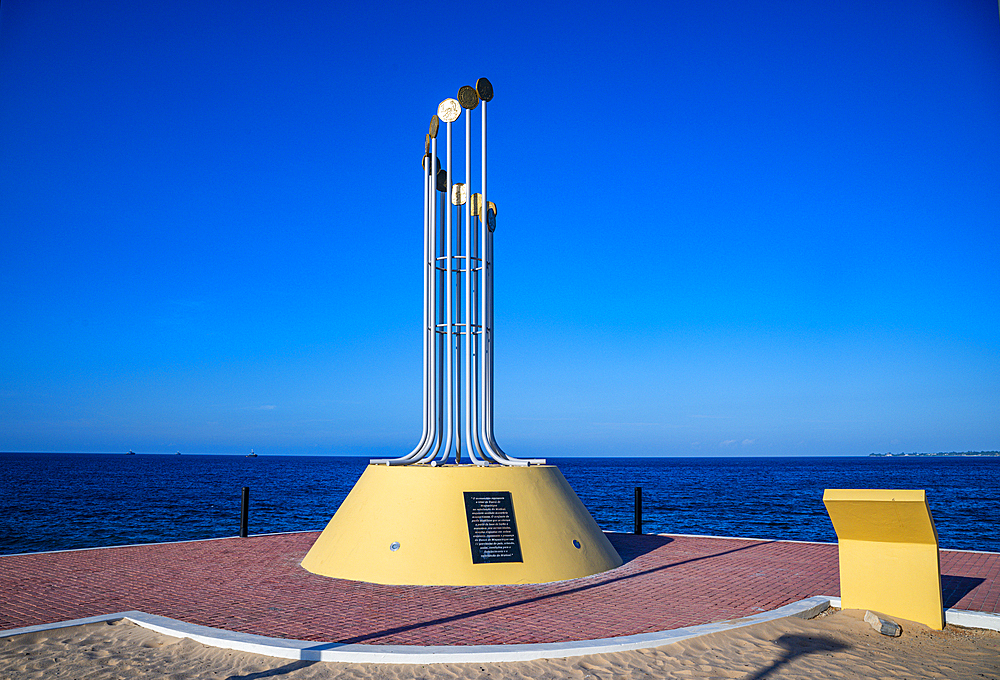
[2,532,997,645]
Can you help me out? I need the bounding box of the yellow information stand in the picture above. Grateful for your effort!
[823,489,943,629]
[302,464,623,586]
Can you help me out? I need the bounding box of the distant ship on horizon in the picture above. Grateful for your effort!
[246,449,258,458]
[126,450,135,455]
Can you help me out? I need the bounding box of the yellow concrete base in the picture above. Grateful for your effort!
[301,464,623,586]
[824,489,944,630]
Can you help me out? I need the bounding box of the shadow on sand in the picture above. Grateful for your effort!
[741,633,849,680]
[225,659,318,679]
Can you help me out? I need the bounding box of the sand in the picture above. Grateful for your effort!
[2,609,998,680]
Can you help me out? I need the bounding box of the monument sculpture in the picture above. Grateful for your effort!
[302,79,622,585]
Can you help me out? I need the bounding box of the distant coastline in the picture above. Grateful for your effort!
[868,451,999,457]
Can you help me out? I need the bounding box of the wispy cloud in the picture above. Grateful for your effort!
[742,438,755,446]
[720,439,738,447]
[258,405,276,410]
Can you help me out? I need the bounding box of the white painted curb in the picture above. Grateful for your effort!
[824,597,1000,632]
[6,598,996,663]
[0,597,830,663]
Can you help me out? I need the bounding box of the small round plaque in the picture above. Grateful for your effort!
[436,168,447,193]
[457,85,480,110]
[437,98,461,123]
[451,182,468,205]
[429,115,440,139]
[486,206,496,232]
[476,77,494,102]
[390,541,400,552]
[573,539,581,549]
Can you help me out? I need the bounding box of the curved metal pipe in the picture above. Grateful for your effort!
[476,99,543,466]
[377,85,542,466]
[372,142,437,465]
[463,109,487,466]
[438,117,454,464]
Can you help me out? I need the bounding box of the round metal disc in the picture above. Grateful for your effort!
[476,77,494,102]
[425,134,430,154]
[436,169,448,192]
[437,98,461,123]
[470,193,482,217]
[486,206,496,232]
[422,154,441,173]
[457,85,479,110]
[451,182,468,205]
[487,200,497,216]
[429,115,440,139]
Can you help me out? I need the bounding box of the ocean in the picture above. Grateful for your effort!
[1,453,997,556]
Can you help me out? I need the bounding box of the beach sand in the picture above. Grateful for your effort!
[2,608,998,679]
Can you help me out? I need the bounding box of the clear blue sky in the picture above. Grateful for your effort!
[2,1,998,457]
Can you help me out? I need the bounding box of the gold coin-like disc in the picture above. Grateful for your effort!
[458,85,480,110]
[429,115,440,139]
[470,193,483,217]
[437,98,461,123]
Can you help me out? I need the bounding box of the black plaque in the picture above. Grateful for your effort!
[464,491,522,564]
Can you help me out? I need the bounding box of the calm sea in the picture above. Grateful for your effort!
[1,453,996,555]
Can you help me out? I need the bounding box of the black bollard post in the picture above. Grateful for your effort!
[240,486,249,538]
[634,486,642,535]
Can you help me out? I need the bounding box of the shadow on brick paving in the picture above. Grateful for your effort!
[338,539,776,645]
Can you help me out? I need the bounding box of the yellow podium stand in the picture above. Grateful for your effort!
[823,489,943,629]
[302,464,622,586]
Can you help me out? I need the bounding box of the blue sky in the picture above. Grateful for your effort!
[1,0,997,457]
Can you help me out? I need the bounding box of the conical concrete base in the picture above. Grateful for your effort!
[301,464,622,586]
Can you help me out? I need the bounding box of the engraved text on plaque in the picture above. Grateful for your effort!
[464,491,523,564]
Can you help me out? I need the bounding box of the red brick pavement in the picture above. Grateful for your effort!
[1,533,997,645]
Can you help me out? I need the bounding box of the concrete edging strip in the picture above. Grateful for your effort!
[824,597,1000,632]
[0,596,831,664]
[5,598,996,663]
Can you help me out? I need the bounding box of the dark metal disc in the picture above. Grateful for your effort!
[422,155,441,174]
[486,206,496,232]
[476,77,494,102]
[429,115,440,139]
[436,168,448,193]
[457,85,479,110]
